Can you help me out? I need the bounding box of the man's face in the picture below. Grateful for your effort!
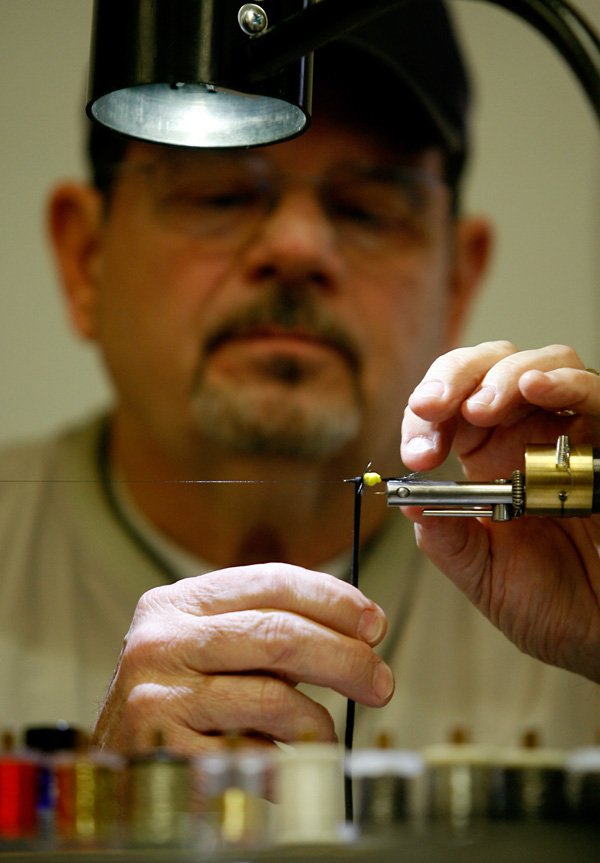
[83,116,465,471]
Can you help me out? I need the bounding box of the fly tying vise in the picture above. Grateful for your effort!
[365,435,600,521]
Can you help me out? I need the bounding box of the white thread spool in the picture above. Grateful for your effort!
[273,743,345,845]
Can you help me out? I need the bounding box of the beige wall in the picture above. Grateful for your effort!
[1,0,598,443]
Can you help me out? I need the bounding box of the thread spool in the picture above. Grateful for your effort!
[24,722,80,843]
[274,742,345,845]
[565,746,600,822]
[195,742,271,849]
[126,733,192,848]
[0,732,38,843]
[423,729,496,832]
[489,732,567,821]
[346,746,425,833]
[54,747,124,847]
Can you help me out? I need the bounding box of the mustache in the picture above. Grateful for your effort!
[202,286,363,375]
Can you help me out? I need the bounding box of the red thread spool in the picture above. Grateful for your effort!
[0,752,38,840]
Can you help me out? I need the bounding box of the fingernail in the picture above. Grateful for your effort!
[373,662,395,702]
[404,434,437,455]
[358,607,386,644]
[413,380,445,400]
[467,384,497,407]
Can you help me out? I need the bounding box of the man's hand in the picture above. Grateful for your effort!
[92,563,392,754]
[401,341,600,683]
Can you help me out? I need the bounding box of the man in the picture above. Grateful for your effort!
[1,0,599,754]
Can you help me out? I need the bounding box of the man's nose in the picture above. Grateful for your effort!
[240,187,345,289]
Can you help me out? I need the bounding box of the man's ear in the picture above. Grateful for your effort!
[47,182,105,341]
[445,215,494,348]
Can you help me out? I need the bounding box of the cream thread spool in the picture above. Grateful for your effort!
[273,742,345,845]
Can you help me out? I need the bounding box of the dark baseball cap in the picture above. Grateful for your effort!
[312,0,470,179]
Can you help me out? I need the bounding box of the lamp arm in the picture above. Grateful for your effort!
[242,0,600,121]
[468,0,600,117]
[240,0,407,82]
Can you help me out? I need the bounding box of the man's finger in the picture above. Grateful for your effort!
[140,608,395,708]
[147,563,388,646]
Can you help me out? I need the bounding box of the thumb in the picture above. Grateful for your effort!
[413,517,491,612]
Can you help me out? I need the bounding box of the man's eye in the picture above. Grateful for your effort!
[330,199,388,227]
[166,187,261,210]
[202,190,261,209]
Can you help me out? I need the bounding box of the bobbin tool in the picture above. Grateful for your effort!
[384,435,600,521]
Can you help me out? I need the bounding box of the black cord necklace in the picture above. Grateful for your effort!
[96,420,184,584]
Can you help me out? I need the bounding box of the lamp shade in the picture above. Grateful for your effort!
[87,0,312,147]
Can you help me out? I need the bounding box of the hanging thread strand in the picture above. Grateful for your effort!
[343,474,365,824]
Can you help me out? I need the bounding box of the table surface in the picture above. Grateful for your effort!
[0,822,598,863]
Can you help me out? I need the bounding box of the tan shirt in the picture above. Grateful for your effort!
[0,416,598,748]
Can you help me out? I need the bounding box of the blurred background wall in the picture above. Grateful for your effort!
[1,0,598,444]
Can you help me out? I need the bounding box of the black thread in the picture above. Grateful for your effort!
[343,474,365,824]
